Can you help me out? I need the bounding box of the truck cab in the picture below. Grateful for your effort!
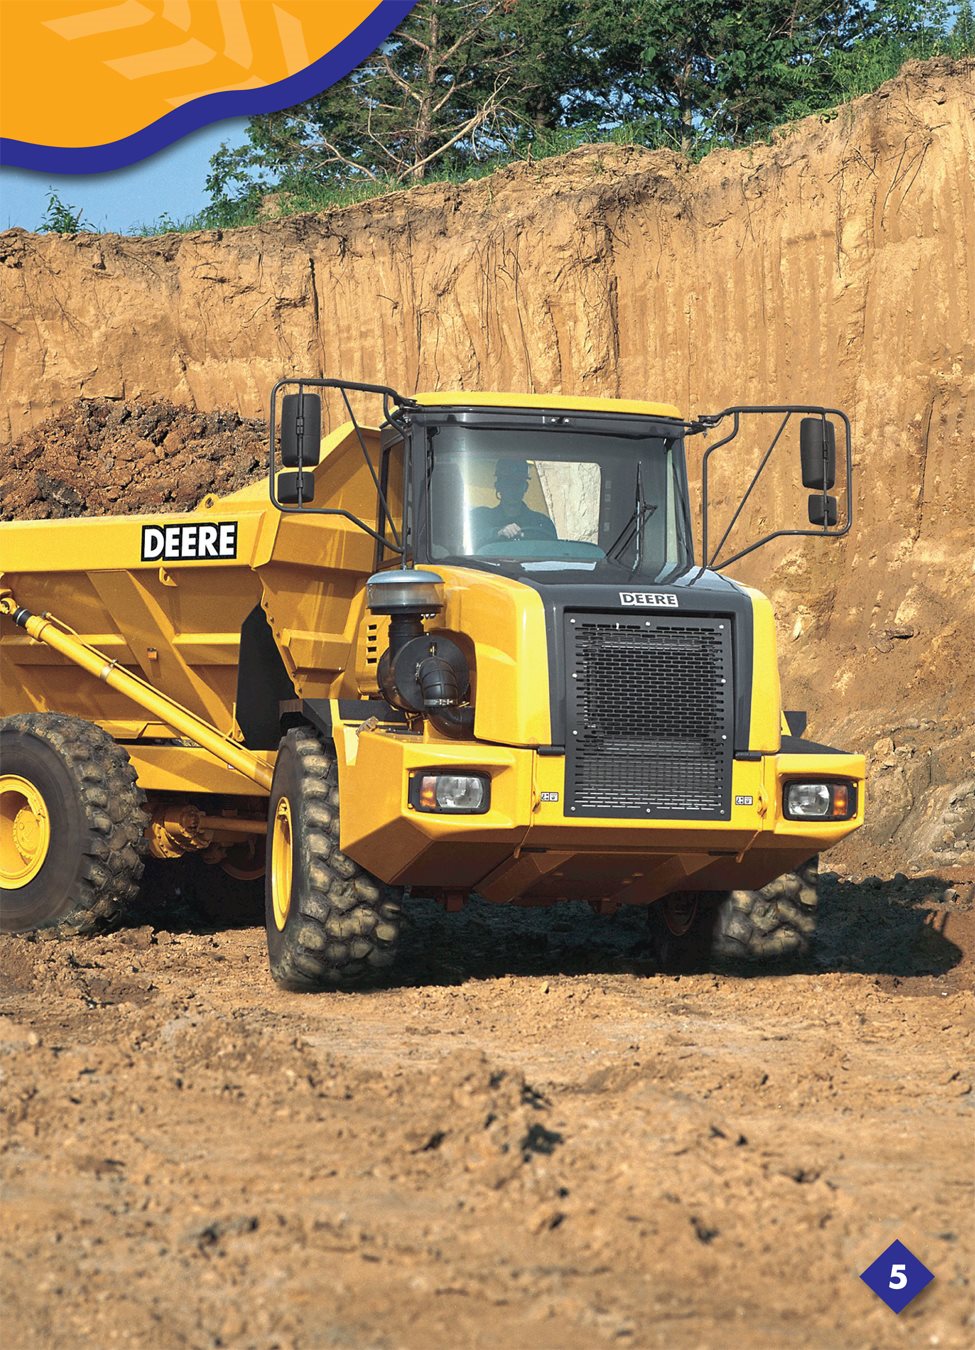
[278,386,864,969]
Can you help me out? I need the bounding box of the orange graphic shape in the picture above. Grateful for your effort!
[0,0,384,148]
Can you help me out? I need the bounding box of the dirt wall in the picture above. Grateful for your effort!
[1,59,973,874]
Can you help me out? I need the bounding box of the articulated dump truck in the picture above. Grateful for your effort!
[0,379,864,987]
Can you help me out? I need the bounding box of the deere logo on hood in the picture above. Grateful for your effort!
[619,591,679,607]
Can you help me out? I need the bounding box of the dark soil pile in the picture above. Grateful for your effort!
[0,398,268,521]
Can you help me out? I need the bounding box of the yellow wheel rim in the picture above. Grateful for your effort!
[1,774,52,890]
[271,795,293,931]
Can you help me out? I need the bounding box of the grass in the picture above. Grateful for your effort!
[128,124,656,236]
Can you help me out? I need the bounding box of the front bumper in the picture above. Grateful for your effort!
[336,728,865,904]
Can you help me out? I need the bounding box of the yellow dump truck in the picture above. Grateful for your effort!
[0,379,864,986]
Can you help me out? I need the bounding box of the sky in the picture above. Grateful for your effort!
[0,118,251,234]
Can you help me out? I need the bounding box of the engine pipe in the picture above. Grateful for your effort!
[366,569,474,722]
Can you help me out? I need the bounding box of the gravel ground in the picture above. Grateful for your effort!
[1,870,971,1349]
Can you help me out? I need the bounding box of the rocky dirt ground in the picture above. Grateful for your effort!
[1,869,972,1349]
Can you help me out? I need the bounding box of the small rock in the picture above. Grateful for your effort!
[118,925,154,950]
[0,1017,40,1048]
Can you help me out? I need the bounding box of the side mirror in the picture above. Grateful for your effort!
[807,493,837,527]
[281,392,322,468]
[277,471,315,505]
[800,417,836,490]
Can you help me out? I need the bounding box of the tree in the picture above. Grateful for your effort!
[206,0,623,209]
[205,0,960,215]
[950,0,974,53]
[594,1,957,154]
[208,0,517,206]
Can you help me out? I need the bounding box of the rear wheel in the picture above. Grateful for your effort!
[265,727,402,990]
[180,845,266,927]
[649,858,820,972]
[647,893,718,974]
[0,713,148,935]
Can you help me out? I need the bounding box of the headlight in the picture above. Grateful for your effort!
[410,772,490,814]
[783,780,855,821]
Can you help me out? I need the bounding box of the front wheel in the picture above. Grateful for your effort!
[265,727,402,990]
[649,857,820,972]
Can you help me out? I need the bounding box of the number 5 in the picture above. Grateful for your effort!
[889,1264,907,1289]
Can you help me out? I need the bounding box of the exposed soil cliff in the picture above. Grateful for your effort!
[1,59,973,875]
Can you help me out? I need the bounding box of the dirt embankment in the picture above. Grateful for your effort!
[1,60,973,876]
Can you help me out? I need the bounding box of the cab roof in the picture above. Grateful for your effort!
[412,391,682,419]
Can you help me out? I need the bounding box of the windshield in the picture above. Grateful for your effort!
[421,420,691,574]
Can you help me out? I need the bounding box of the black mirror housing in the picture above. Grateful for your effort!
[281,392,322,467]
[277,471,315,505]
[800,417,836,489]
[807,493,837,527]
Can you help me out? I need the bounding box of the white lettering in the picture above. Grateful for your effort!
[619,591,679,607]
[218,522,237,558]
[141,521,237,563]
[163,525,181,559]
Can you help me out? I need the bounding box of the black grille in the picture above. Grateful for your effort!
[565,614,733,819]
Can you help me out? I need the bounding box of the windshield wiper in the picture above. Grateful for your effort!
[606,461,657,566]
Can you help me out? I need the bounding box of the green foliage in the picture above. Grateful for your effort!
[949,0,975,52]
[135,0,970,234]
[37,189,92,234]
[595,1,960,153]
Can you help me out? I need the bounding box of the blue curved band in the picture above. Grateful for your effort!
[0,0,417,174]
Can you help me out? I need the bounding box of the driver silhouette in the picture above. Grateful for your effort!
[471,458,557,549]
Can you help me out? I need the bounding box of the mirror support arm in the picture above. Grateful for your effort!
[268,377,417,557]
[688,405,853,571]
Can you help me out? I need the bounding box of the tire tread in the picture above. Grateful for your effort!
[267,727,401,990]
[1,713,148,935]
[651,857,820,972]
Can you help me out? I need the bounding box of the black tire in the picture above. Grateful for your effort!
[0,713,148,936]
[265,727,402,990]
[180,853,266,928]
[647,893,719,974]
[649,857,820,972]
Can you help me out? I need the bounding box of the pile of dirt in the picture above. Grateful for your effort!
[0,398,267,521]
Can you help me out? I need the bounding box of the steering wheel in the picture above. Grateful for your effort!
[499,525,554,541]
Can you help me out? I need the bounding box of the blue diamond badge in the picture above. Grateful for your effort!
[860,1239,934,1312]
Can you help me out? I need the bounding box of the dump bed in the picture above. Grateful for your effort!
[0,422,383,742]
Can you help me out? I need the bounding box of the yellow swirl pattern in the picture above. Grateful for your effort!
[0,0,384,148]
